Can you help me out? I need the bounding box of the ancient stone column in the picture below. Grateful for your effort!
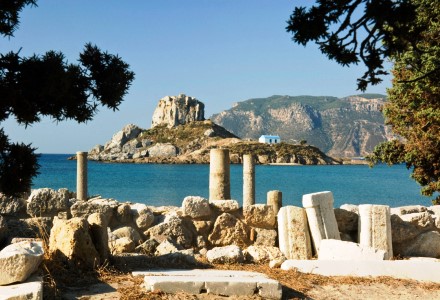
[267,190,282,215]
[242,154,255,208]
[358,204,393,260]
[302,191,340,253]
[76,151,88,201]
[278,206,312,259]
[209,149,230,200]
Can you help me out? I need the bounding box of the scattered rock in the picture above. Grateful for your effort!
[429,205,440,229]
[155,239,182,256]
[5,217,52,241]
[391,205,428,216]
[182,196,211,219]
[253,228,277,247]
[0,194,26,216]
[145,217,196,249]
[156,249,197,266]
[209,200,239,213]
[399,212,436,230]
[206,245,244,264]
[334,207,358,233]
[243,204,276,229]
[208,213,251,247]
[397,231,440,258]
[111,237,135,254]
[390,214,432,253]
[136,239,159,256]
[26,188,70,217]
[148,143,178,158]
[0,241,44,285]
[87,213,110,262]
[116,203,132,224]
[48,217,100,269]
[70,198,118,223]
[112,226,142,245]
[269,256,287,269]
[0,216,8,247]
[192,220,213,236]
[244,246,285,263]
[131,204,154,231]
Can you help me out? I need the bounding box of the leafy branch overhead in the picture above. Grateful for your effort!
[0,1,135,195]
[288,0,440,203]
[286,0,423,90]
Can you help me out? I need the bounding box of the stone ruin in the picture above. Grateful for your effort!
[151,94,205,128]
[2,148,440,298]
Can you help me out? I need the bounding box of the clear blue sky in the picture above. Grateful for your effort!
[3,0,391,154]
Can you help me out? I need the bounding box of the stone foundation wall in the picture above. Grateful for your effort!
[1,188,440,266]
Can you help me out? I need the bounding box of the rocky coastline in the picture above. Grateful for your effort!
[69,94,340,165]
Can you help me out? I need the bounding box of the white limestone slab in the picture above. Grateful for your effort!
[302,191,340,252]
[133,269,263,277]
[358,204,393,259]
[145,276,205,294]
[281,259,440,283]
[0,275,42,300]
[136,269,282,299]
[318,239,386,260]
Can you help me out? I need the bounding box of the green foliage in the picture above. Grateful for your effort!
[0,1,135,195]
[234,95,351,114]
[0,0,37,37]
[368,0,440,203]
[138,121,237,152]
[287,0,420,90]
[289,0,440,203]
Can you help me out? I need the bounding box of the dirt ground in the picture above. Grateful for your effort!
[43,261,440,300]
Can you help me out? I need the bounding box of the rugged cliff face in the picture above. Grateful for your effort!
[151,94,205,128]
[211,94,391,157]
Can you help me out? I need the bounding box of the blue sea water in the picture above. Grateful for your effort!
[32,154,433,208]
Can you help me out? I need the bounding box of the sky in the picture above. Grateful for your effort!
[2,0,392,154]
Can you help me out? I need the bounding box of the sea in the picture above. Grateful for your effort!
[32,154,434,208]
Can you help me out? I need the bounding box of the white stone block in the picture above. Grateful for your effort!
[302,191,340,252]
[277,206,312,259]
[209,199,239,212]
[145,276,204,294]
[206,245,244,264]
[257,278,282,299]
[358,204,393,259]
[0,241,44,285]
[0,275,42,300]
[318,239,386,260]
[182,196,211,218]
[281,259,440,283]
[205,277,257,296]
[135,269,282,299]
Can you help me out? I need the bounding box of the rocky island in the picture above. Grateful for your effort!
[80,94,339,165]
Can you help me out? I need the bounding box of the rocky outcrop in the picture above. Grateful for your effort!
[49,217,100,269]
[151,94,205,128]
[0,241,44,285]
[206,245,244,264]
[211,94,394,157]
[27,188,70,217]
[0,194,26,216]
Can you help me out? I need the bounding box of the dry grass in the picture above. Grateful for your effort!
[39,256,440,300]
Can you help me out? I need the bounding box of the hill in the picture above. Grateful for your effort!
[211,94,393,157]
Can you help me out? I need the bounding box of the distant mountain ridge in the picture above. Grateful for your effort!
[211,94,393,157]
